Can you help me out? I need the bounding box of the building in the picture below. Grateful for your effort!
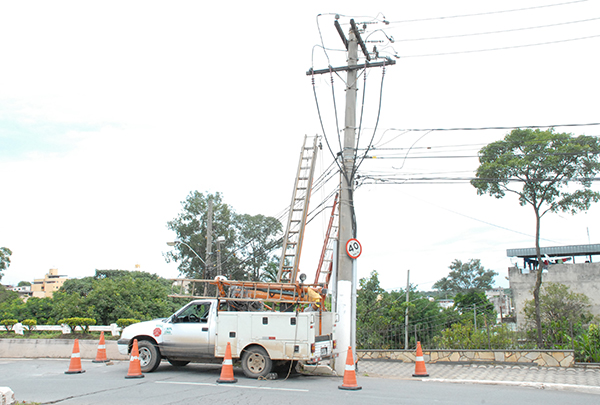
[31,268,68,298]
[484,287,512,320]
[437,298,454,310]
[507,243,600,329]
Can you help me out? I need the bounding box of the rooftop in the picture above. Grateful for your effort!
[506,243,600,258]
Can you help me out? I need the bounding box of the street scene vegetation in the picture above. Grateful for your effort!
[1,129,600,362]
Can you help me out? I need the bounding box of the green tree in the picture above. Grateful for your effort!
[60,277,95,297]
[259,257,280,282]
[0,247,12,281]
[166,191,282,281]
[51,291,90,321]
[0,288,21,320]
[522,282,593,347]
[472,128,600,347]
[57,270,183,325]
[234,214,282,281]
[84,274,180,324]
[433,259,497,294]
[356,271,456,350]
[22,297,54,325]
[17,281,31,287]
[166,192,238,279]
[0,285,18,302]
[453,290,497,329]
[356,271,390,348]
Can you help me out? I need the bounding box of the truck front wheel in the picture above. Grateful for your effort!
[137,340,161,373]
[241,346,272,379]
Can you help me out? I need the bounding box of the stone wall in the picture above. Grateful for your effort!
[509,262,600,329]
[358,349,574,367]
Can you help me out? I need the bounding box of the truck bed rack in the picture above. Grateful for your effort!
[170,278,325,306]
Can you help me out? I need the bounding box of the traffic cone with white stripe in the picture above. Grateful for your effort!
[93,331,109,363]
[65,339,85,374]
[339,346,361,390]
[125,339,144,379]
[412,341,429,377]
[217,342,237,383]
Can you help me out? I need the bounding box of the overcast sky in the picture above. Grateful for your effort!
[1,0,599,292]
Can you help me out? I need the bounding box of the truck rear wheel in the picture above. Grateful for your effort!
[137,340,161,373]
[241,346,272,379]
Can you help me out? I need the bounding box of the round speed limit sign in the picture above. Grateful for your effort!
[346,238,362,259]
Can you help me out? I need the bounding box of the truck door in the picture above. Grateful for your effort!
[161,302,213,359]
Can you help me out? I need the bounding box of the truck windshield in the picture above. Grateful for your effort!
[172,302,211,323]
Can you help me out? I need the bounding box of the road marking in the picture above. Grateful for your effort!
[156,381,309,392]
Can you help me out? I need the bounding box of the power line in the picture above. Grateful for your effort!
[394,17,600,42]
[387,0,589,24]
[381,123,600,132]
[399,34,600,58]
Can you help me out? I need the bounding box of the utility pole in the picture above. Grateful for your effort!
[335,21,359,373]
[205,198,213,294]
[307,18,395,373]
[405,270,410,349]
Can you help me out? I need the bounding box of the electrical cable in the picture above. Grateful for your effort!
[354,60,387,175]
[379,123,600,132]
[386,0,589,24]
[393,17,600,43]
[399,34,600,58]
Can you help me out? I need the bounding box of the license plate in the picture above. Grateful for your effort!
[321,347,328,356]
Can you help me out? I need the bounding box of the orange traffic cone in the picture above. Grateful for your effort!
[217,342,237,383]
[412,341,429,377]
[125,339,144,379]
[65,339,85,374]
[93,331,109,363]
[339,346,361,390]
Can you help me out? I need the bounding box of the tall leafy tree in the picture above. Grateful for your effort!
[234,214,282,281]
[453,290,496,324]
[165,192,237,279]
[0,247,12,281]
[433,259,497,294]
[166,191,282,281]
[471,128,600,347]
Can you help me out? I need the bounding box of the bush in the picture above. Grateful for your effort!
[1,319,18,332]
[58,317,97,333]
[575,323,600,363]
[116,318,140,328]
[433,320,514,349]
[22,319,37,333]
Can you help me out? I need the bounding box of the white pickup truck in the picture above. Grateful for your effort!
[117,298,336,378]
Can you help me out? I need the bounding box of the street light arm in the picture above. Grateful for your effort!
[167,241,206,266]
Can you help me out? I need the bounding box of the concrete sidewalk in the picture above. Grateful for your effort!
[358,360,600,394]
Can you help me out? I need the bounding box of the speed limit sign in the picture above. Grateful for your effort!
[346,238,362,259]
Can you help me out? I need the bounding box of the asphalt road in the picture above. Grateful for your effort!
[2,358,599,405]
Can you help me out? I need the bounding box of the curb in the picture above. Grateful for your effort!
[421,378,600,395]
